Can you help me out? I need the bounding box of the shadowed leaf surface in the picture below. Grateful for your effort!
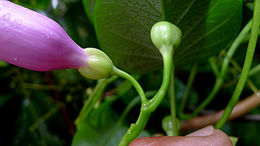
[94,0,242,73]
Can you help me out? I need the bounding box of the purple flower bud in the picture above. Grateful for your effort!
[0,0,87,71]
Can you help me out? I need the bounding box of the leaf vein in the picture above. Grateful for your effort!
[176,0,196,24]
[182,7,239,53]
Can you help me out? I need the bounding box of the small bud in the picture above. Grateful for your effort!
[151,21,182,54]
[78,48,114,79]
[162,115,180,136]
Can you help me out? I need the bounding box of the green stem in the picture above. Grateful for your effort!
[180,18,253,120]
[247,79,259,94]
[194,78,223,114]
[119,104,151,146]
[116,75,140,96]
[249,64,260,77]
[215,0,260,128]
[179,63,198,113]
[118,51,174,146]
[75,77,117,126]
[112,67,148,104]
[220,19,252,78]
[117,91,157,126]
[229,58,259,93]
[169,64,178,136]
[149,52,173,111]
[209,58,220,77]
[160,0,166,20]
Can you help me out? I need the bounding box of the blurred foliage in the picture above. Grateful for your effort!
[0,0,259,146]
[72,99,150,146]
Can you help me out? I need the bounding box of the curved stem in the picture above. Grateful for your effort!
[192,78,223,115]
[215,0,260,128]
[119,104,151,146]
[149,52,173,111]
[75,76,117,126]
[112,67,148,104]
[220,19,252,78]
[209,58,220,77]
[119,50,174,146]
[117,91,157,126]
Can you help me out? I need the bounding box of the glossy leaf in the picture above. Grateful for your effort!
[94,0,242,73]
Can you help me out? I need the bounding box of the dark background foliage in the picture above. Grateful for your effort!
[0,0,259,145]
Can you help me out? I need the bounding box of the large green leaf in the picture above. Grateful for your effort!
[94,0,242,73]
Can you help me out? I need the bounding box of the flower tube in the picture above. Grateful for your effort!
[0,1,114,79]
[0,0,87,71]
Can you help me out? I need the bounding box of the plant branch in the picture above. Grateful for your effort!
[118,52,173,146]
[209,58,220,77]
[215,0,260,128]
[169,64,178,136]
[179,63,198,113]
[181,91,260,133]
[112,67,148,104]
[149,52,173,111]
[75,76,117,126]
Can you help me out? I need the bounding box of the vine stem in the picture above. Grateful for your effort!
[75,77,117,126]
[117,91,156,127]
[112,67,148,104]
[180,18,253,120]
[116,51,173,146]
[179,63,198,113]
[149,52,173,111]
[215,0,260,128]
[249,64,260,76]
[209,58,220,77]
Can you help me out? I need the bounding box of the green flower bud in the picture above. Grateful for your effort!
[151,21,182,54]
[162,115,180,136]
[78,48,114,79]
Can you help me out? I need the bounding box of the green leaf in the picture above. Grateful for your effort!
[94,0,242,73]
[72,100,150,146]
[229,136,238,146]
[0,60,8,67]
[82,0,97,24]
